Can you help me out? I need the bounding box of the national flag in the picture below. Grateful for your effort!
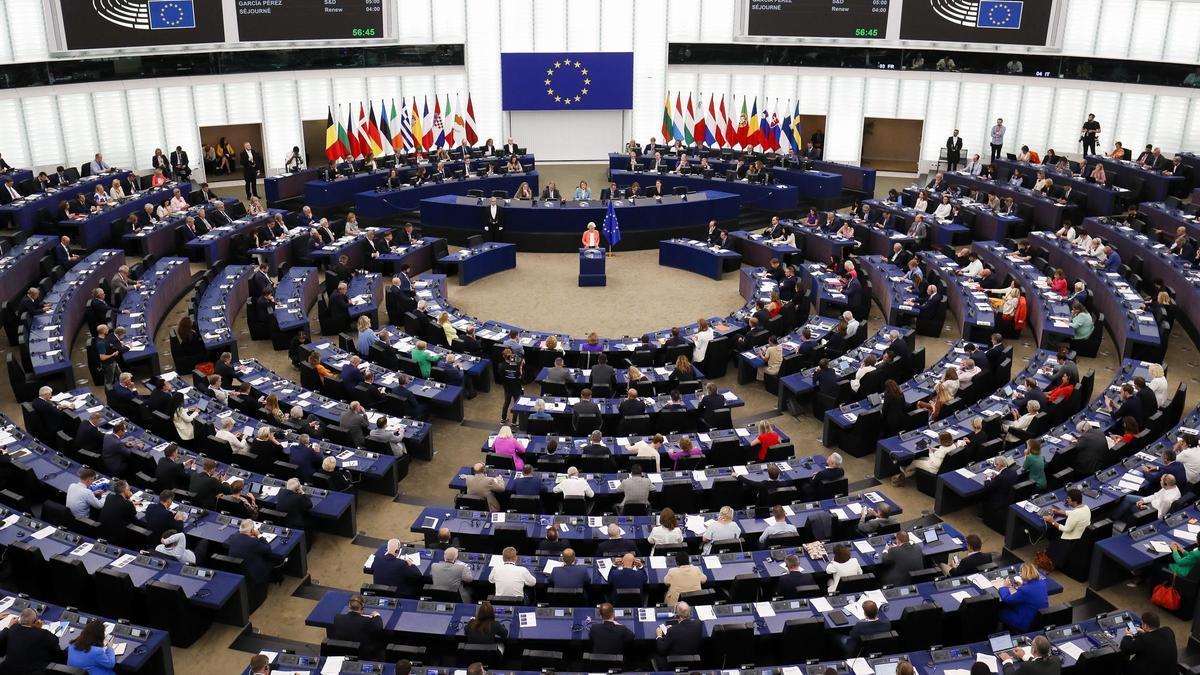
[781,100,798,153]
[720,95,733,148]
[431,96,446,149]
[759,105,771,151]
[464,93,479,147]
[788,102,802,151]
[346,107,359,159]
[420,97,434,151]
[702,94,718,146]
[683,94,695,146]
[366,101,384,156]
[324,107,343,161]
[735,97,749,149]
[748,97,760,149]
[409,98,423,154]
[671,93,685,142]
[769,109,781,152]
[388,98,403,152]
[356,103,371,158]
[661,92,673,141]
[442,95,455,148]
[148,0,196,29]
[602,198,621,249]
[378,99,394,155]
[691,94,706,147]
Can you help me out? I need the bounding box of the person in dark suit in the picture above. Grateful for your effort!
[143,489,185,538]
[655,602,704,662]
[73,411,105,454]
[590,602,634,656]
[340,355,365,391]
[813,359,841,399]
[54,235,78,266]
[916,284,941,320]
[277,477,313,530]
[32,386,67,435]
[288,437,323,483]
[998,635,1061,675]
[1105,383,1144,426]
[372,538,423,597]
[329,594,385,660]
[879,531,923,586]
[0,177,22,205]
[249,263,273,299]
[1118,611,1176,675]
[1070,419,1110,476]
[16,287,49,322]
[170,146,190,180]
[101,421,134,477]
[941,534,991,576]
[502,138,519,156]
[0,607,65,674]
[774,554,816,598]
[97,480,137,543]
[155,443,191,490]
[229,519,276,584]
[985,333,1006,373]
[189,459,232,508]
[239,142,261,198]
[329,282,351,332]
[981,455,1022,515]
[839,599,892,656]
[844,274,862,312]
[482,197,504,241]
[548,549,591,588]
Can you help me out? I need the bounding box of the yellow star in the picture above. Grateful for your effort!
[574,61,581,68]
[546,69,553,75]
[564,99,571,105]
[554,61,561,68]
[581,68,588,75]
[574,95,581,102]
[554,96,561,102]
[544,79,550,85]
[581,88,588,95]
[546,89,553,95]
[583,78,591,85]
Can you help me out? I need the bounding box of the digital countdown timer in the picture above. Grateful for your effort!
[235,0,385,42]
[747,0,891,39]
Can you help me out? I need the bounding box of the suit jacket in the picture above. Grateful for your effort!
[657,618,704,656]
[1119,626,1176,675]
[101,433,132,476]
[155,456,189,490]
[143,502,177,537]
[373,553,424,597]
[277,489,313,529]
[74,421,105,453]
[591,621,635,655]
[240,149,261,178]
[482,205,504,230]
[32,397,65,434]
[330,611,385,659]
[774,570,816,597]
[228,532,274,584]
[170,150,189,169]
[549,564,591,588]
[590,363,617,389]
[0,623,65,675]
[918,291,941,319]
[189,471,231,508]
[879,542,923,586]
[950,551,992,577]
[98,495,137,541]
[1003,656,1062,675]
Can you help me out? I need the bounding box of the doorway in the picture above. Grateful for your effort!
[861,117,923,172]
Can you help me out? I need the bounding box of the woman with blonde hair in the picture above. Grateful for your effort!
[514,181,533,200]
[1147,363,1169,408]
[701,505,742,554]
[246,196,264,215]
[627,365,648,385]
[917,377,955,421]
[438,312,457,345]
[492,425,526,471]
[669,355,696,382]
[262,394,286,424]
[543,334,564,352]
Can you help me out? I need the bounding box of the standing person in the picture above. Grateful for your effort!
[499,348,523,426]
[239,141,261,198]
[1081,114,1101,156]
[990,118,1006,162]
[946,129,963,171]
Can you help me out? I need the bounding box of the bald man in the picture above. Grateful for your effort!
[373,538,423,597]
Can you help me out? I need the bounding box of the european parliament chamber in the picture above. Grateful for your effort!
[1,1,1200,674]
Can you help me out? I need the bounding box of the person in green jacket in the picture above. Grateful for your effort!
[410,340,441,378]
[1169,533,1200,577]
[1023,438,1047,491]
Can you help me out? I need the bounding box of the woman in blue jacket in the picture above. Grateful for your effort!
[66,619,117,675]
[997,562,1049,631]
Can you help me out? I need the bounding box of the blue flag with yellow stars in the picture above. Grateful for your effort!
[501,52,633,111]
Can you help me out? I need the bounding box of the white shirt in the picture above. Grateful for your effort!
[1148,485,1182,519]
[851,365,876,392]
[933,203,953,220]
[1178,446,1200,484]
[1149,376,1169,408]
[845,318,861,338]
[631,440,661,472]
[216,428,248,453]
[553,476,594,498]
[962,259,984,277]
[647,525,684,548]
[692,328,714,362]
[914,198,929,213]
[826,558,863,593]
[958,364,982,384]
[1059,505,1092,540]
[488,562,536,597]
[66,482,106,520]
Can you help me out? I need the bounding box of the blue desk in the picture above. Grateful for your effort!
[196,264,252,356]
[607,153,869,200]
[1087,154,1183,203]
[992,158,1128,216]
[787,219,860,262]
[888,194,1023,243]
[27,249,124,386]
[5,169,33,184]
[657,238,740,280]
[0,171,131,233]
[811,160,877,195]
[779,326,914,406]
[942,172,1071,230]
[309,226,391,271]
[918,250,997,342]
[935,359,1150,515]
[264,168,322,204]
[59,181,190,249]
[248,228,308,275]
[355,174,537,216]
[1091,504,1200,589]
[609,169,797,209]
[534,362,704,395]
[439,242,517,285]
[767,166,843,200]
[736,315,840,386]
[876,350,1059,479]
[126,197,241,259]
[726,230,800,268]
[858,255,921,326]
[579,246,606,286]
[508,390,744,429]
[307,339,464,421]
[484,428,789,467]
[1138,200,1200,242]
[346,272,383,325]
[376,236,442,275]
[973,241,1074,348]
[0,234,57,297]
[377,326,491,391]
[115,257,192,375]
[273,266,319,332]
[305,155,536,207]
[796,262,855,317]
[1029,231,1162,360]
[185,211,284,267]
[865,198,970,248]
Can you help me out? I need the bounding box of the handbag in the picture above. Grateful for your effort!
[1033,549,1055,573]
[195,361,215,377]
[1152,574,1181,611]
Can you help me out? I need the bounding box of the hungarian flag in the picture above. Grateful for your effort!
[660,92,673,141]
[735,97,749,149]
[720,95,733,149]
[464,93,478,147]
[420,97,434,151]
[378,99,393,155]
[324,107,343,161]
[366,102,384,156]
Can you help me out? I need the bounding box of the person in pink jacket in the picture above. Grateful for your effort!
[492,425,526,471]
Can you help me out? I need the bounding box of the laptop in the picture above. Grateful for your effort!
[988,632,1015,652]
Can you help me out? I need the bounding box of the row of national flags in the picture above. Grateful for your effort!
[661,92,804,153]
[325,94,479,161]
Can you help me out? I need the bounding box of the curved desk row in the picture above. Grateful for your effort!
[726,230,801,268]
[273,266,319,333]
[185,211,284,267]
[58,181,191,249]
[28,249,124,386]
[972,241,1074,348]
[864,197,971,248]
[346,272,384,326]
[507,389,744,427]
[1028,231,1162,360]
[371,325,491,390]
[479,426,794,464]
[736,315,841,385]
[438,242,517,286]
[116,256,192,375]
[0,171,131,232]
[797,262,856,318]
[355,174,537,217]
[196,264,253,355]
[419,190,741,252]
[304,154,536,207]
[606,152,868,198]
[941,172,1071,230]
[858,255,920,327]
[1086,154,1183,203]
[306,339,464,422]
[309,226,391,272]
[1137,200,1200,241]
[376,236,442,276]
[657,238,742,280]
[785,219,859,262]
[779,325,914,411]
[918,250,998,342]
[991,158,1127,216]
[128,197,241,259]
[608,169,799,210]
[0,234,56,296]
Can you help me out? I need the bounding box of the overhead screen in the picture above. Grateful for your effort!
[745,0,1060,47]
[56,0,387,51]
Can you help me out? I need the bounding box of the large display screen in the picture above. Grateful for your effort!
[60,0,226,50]
[899,0,1056,45]
[747,0,892,39]
[235,0,386,41]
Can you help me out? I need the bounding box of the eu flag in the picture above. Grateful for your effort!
[976,0,1023,29]
[148,0,197,30]
[602,199,621,249]
[501,52,634,111]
